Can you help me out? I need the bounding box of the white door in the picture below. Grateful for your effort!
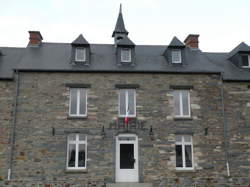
[116,134,139,182]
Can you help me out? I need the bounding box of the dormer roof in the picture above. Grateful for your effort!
[117,36,135,47]
[168,36,185,48]
[228,42,250,58]
[112,4,129,37]
[71,34,89,46]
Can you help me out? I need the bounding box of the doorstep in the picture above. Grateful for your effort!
[107,183,152,187]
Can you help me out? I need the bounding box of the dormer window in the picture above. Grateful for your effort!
[75,48,86,62]
[121,48,131,62]
[242,55,250,68]
[172,50,182,63]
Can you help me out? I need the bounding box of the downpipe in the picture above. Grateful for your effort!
[7,70,20,181]
[220,74,230,177]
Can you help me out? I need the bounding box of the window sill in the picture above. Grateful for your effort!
[175,169,196,173]
[67,116,88,120]
[173,117,193,121]
[65,168,88,173]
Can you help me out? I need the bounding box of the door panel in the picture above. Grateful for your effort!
[116,134,139,182]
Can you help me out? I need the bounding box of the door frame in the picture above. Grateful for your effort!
[115,133,139,182]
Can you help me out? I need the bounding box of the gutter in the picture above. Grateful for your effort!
[7,70,20,181]
[220,73,230,177]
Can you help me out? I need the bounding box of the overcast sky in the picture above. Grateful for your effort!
[0,0,250,52]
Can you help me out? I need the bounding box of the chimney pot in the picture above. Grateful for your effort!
[28,31,43,47]
[184,34,199,49]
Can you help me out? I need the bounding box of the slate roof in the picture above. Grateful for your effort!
[14,43,220,74]
[0,47,24,79]
[228,42,250,58]
[117,36,135,46]
[0,39,250,82]
[168,37,185,48]
[71,34,89,46]
[205,52,250,81]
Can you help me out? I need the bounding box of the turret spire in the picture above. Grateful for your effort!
[112,4,128,39]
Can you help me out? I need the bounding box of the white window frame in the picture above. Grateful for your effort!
[172,50,182,63]
[66,134,87,170]
[121,48,132,62]
[175,135,194,170]
[242,55,250,68]
[75,48,86,62]
[174,90,191,118]
[69,88,87,117]
[118,89,136,117]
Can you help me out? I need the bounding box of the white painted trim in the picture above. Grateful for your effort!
[174,90,191,118]
[116,134,139,182]
[121,48,132,62]
[69,88,87,117]
[75,48,86,62]
[118,89,136,117]
[172,50,182,64]
[175,135,194,170]
[242,55,250,68]
[66,134,87,170]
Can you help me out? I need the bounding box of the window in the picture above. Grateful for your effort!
[175,135,193,170]
[173,90,190,117]
[75,48,86,62]
[69,88,87,117]
[119,89,136,117]
[67,134,87,170]
[121,48,131,62]
[242,55,250,68]
[172,50,182,63]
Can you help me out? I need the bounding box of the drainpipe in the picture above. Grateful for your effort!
[7,70,20,181]
[220,74,230,177]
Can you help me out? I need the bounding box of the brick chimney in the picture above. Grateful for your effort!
[184,34,199,49]
[28,31,43,47]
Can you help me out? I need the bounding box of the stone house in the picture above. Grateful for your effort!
[0,7,250,187]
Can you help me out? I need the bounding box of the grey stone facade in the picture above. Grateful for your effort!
[2,72,250,186]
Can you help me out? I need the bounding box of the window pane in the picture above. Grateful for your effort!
[68,134,76,141]
[120,144,134,169]
[173,91,180,116]
[79,89,86,115]
[68,144,76,167]
[76,48,85,61]
[79,134,86,141]
[78,144,86,167]
[184,135,191,143]
[242,55,249,67]
[128,90,135,115]
[121,48,131,62]
[185,145,193,167]
[119,90,126,115]
[175,145,183,167]
[182,91,190,116]
[172,50,181,63]
[70,89,77,115]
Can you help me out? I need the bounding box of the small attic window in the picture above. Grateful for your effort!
[242,55,250,68]
[172,50,182,63]
[121,48,131,62]
[75,48,86,62]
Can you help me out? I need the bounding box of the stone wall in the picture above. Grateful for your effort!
[224,82,250,178]
[4,72,249,186]
[0,81,15,181]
